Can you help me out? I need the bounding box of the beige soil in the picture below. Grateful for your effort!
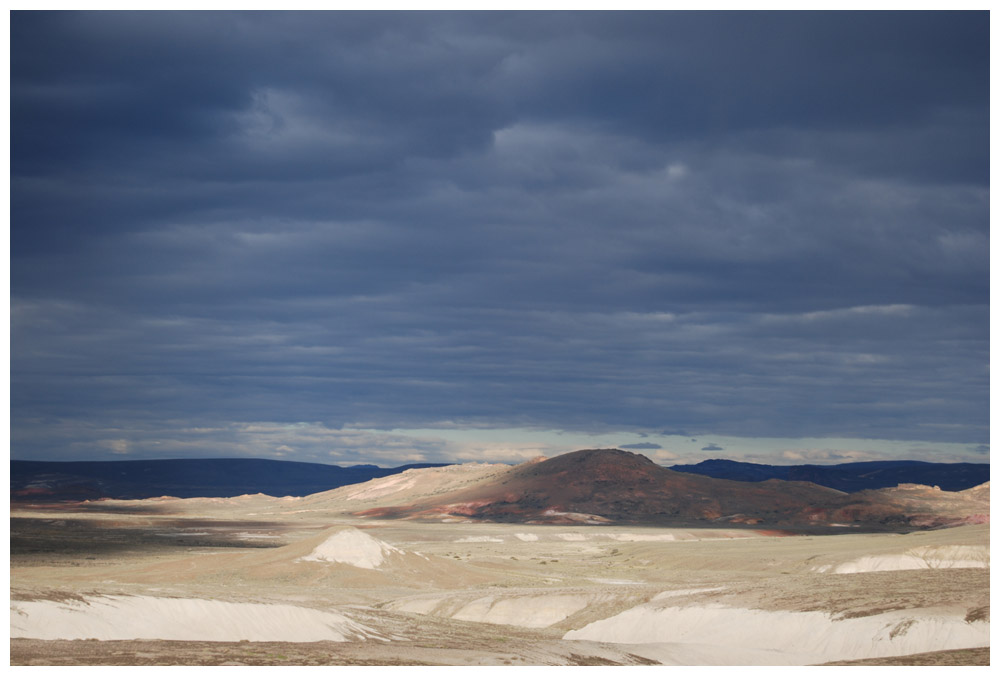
[10,482,990,666]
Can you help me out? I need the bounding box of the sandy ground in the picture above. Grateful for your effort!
[9,493,991,666]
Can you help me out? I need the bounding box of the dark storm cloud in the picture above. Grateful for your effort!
[661,429,696,439]
[10,11,989,462]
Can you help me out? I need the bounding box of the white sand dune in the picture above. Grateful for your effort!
[298,527,402,569]
[10,595,380,642]
[814,544,989,574]
[455,536,504,543]
[564,603,989,664]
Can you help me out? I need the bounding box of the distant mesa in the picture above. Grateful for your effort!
[670,458,990,492]
[9,458,450,502]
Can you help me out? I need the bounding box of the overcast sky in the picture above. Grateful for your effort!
[10,11,990,467]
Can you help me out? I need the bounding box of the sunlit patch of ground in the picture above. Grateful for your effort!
[10,499,989,666]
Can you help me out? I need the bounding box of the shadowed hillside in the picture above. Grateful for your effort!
[670,458,990,492]
[356,449,989,530]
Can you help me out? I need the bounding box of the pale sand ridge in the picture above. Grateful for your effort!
[563,603,989,664]
[10,596,381,643]
[813,544,989,574]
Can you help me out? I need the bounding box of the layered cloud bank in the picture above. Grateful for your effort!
[11,13,988,466]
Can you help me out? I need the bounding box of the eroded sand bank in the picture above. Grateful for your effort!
[564,602,988,664]
[10,595,381,642]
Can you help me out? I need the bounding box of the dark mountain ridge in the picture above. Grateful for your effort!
[10,458,449,502]
[670,458,989,492]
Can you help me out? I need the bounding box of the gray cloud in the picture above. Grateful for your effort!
[620,442,663,450]
[701,444,725,452]
[10,12,989,464]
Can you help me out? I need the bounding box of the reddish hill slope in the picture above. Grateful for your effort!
[357,449,988,530]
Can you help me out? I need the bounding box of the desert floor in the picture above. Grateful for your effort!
[9,497,990,666]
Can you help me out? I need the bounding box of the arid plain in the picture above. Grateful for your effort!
[10,456,990,666]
